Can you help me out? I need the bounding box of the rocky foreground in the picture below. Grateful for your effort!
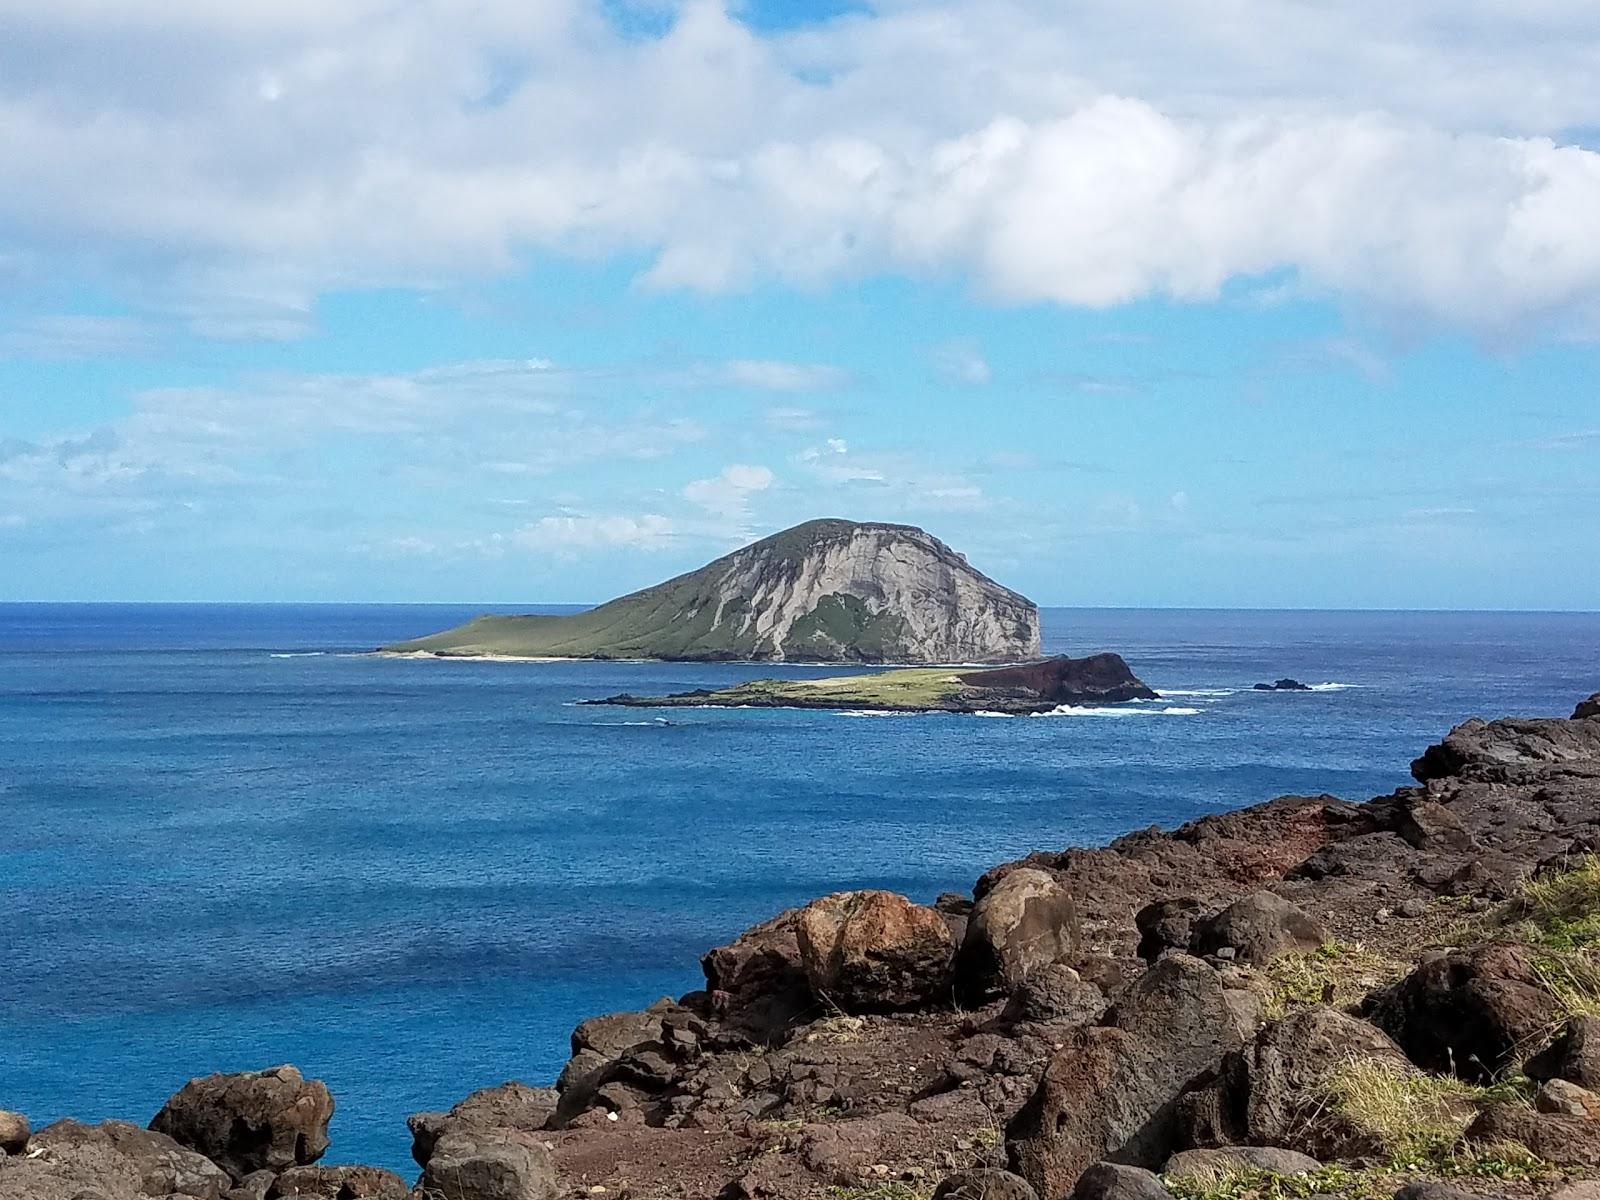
[8,694,1600,1200]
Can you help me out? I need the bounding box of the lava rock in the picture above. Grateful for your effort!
[1000,964,1107,1027]
[1366,943,1559,1080]
[933,1169,1039,1200]
[29,1117,232,1199]
[1526,1017,1600,1089]
[268,1164,409,1198]
[1537,1079,1600,1120]
[149,1065,334,1182]
[794,889,955,1012]
[956,867,1080,1003]
[1188,892,1330,965]
[0,1113,26,1156]
[1069,1163,1174,1200]
[1254,680,1311,692]
[1575,695,1600,721]
[417,1130,558,1200]
[1008,956,1257,1197]
[701,910,811,1033]
[1463,1104,1600,1166]
[1136,898,1208,962]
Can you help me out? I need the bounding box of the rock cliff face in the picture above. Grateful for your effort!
[384,518,1041,663]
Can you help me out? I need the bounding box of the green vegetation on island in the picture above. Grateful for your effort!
[381,518,1040,663]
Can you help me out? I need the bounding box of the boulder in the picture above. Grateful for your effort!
[1008,956,1256,1197]
[999,964,1107,1027]
[1163,1147,1321,1179]
[1069,1163,1173,1200]
[701,910,812,1033]
[230,1172,277,1200]
[1232,1007,1414,1157]
[1392,1185,1490,1200]
[1525,1016,1600,1089]
[1188,892,1329,965]
[267,1165,408,1197]
[0,1112,26,1156]
[1538,1079,1600,1120]
[1366,944,1560,1081]
[28,1118,232,1198]
[794,890,955,1012]
[956,868,1080,1003]
[1575,695,1600,721]
[149,1065,333,1182]
[1463,1104,1600,1166]
[416,1130,558,1200]
[933,1169,1039,1200]
[1135,899,1207,962]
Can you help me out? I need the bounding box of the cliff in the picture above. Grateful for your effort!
[382,518,1041,663]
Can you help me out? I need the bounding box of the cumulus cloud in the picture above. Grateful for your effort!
[3,1,1600,334]
[683,463,774,518]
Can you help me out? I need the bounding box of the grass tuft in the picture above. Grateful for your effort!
[1490,856,1600,951]
[1324,1058,1524,1163]
[1258,942,1403,1017]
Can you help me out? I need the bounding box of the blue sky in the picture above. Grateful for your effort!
[1,0,1597,607]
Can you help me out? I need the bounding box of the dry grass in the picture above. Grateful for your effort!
[1258,942,1405,1017]
[1325,1057,1488,1161]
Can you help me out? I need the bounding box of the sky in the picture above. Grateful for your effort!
[1,0,1597,608]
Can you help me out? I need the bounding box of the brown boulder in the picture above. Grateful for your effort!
[149,1065,334,1182]
[1235,1007,1414,1157]
[1135,899,1207,962]
[956,868,1080,1003]
[1366,944,1559,1081]
[1163,1146,1320,1179]
[1188,892,1329,965]
[1008,956,1257,1196]
[1463,1103,1600,1166]
[999,964,1107,1027]
[934,1169,1039,1200]
[701,910,811,1032]
[267,1165,408,1197]
[1537,1079,1600,1120]
[27,1118,232,1198]
[417,1129,557,1200]
[1069,1163,1174,1200]
[1526,1016,1600,1089]
[794,890,955,1012]
[0,1112,26,1156]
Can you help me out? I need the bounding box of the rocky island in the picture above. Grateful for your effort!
[382,519,1040,664]
[590,652,1159,714]
[9,694,1600,1200]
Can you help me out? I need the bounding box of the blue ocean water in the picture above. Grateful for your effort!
[1,604,1595,1172]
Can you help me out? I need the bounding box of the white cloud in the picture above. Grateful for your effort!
[720,360,850,391]
[683,462,774,518]
[507,514,675,551]
[2,2,1600,333]
[0,314,156,359]
[932,340,992,386]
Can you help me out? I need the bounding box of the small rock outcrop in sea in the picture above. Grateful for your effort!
[382,518,1041,664]
[1253,678,1312,691]
[11,689,1600,1200]
[591,651,1159,714]
[1577,693,1600,720]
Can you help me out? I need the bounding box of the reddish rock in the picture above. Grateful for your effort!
[794,890,955,1013]
[956,868,1079,1003]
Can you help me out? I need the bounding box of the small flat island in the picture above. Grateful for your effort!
[587,652,1158,715]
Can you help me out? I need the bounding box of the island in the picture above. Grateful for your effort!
[586,652,1159,714]
[381,518,1040,663]
[1254,678,1313,691]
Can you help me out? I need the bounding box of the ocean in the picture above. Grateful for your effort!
[2,603,1595,1171]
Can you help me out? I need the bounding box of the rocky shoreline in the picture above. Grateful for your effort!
[7,693,1600,1200]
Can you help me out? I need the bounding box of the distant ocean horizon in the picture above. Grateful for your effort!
[3,603,1597,1171]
